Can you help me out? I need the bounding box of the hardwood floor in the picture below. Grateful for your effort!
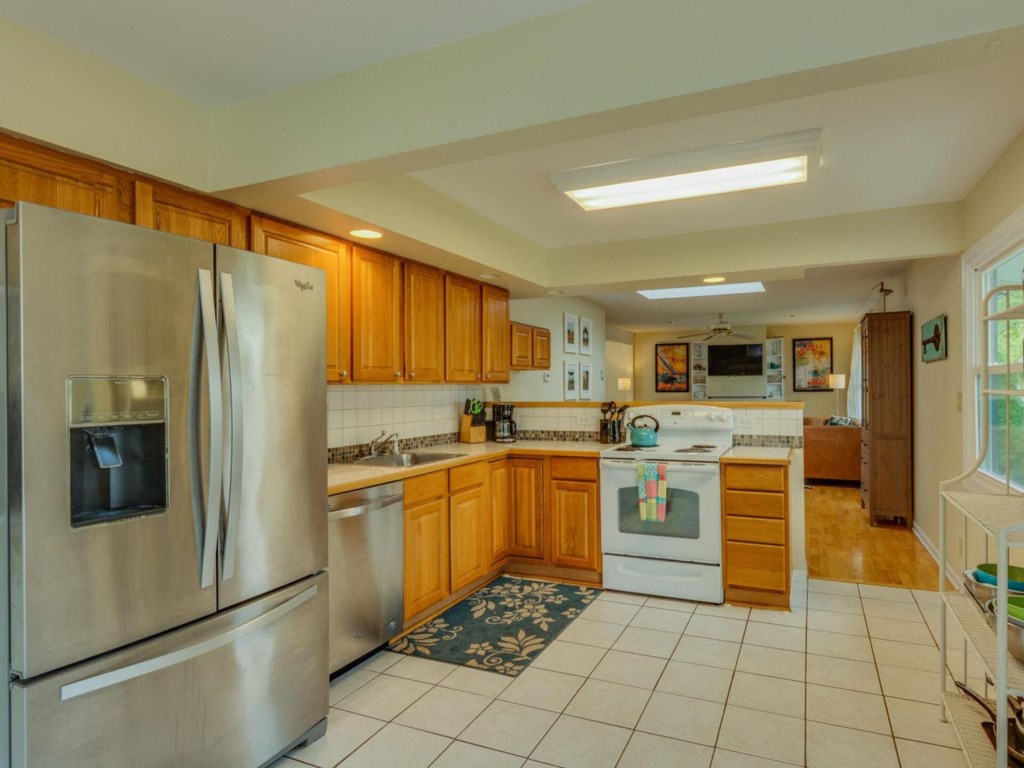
[805,483,943,589]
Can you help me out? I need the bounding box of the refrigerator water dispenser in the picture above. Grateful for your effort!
[68,376,168,528]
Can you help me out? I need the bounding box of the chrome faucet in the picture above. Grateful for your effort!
[369,431,401,457]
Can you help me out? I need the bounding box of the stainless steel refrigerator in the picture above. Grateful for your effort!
[0,203,329,767]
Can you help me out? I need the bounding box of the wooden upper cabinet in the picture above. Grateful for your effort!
[481,285,510,383]
[0,132,132,221]
[403,263,445,382]
[136,181,248,248]
[511,323,533,369]
[353,246,403,382]
[549,478,599,571]
[532,328,552,369]
[250,215,351,383]
[445,275,482,382]
[509,457,545,559]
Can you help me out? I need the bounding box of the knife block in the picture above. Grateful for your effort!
[459,414,486,444]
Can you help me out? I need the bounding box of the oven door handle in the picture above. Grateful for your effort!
[599,459,720,473]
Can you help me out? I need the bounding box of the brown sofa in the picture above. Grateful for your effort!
[803,416,861,482]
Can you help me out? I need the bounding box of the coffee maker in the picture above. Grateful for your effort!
[493,404,517,443]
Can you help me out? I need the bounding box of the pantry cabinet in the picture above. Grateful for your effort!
[403,262,445,382]
[481,285,511,383]
[445,275,482,382]
[353,246,403,382]
[403,471,450,620]
[250,215,352,383]
[137,180,248,248]
[0,132,132,222]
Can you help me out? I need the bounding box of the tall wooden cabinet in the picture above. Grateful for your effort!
[403,262,445,382]
[353,246,403,382]
[250,215,352,382]
[445,275,482,382]
[482,285,511,383]
[860,310,913,526]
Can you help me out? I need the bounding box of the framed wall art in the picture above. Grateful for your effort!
[921,314,947,362]
[580,316,593,356]
[579,362,592,400]
[793,337,833,391]
[564,360,579,400]
[655,342,690,393]
[564,313,579,353]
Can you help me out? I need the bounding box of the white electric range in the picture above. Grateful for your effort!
[600,404,734,603]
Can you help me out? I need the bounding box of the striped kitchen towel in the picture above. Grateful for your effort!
[637,462,668,522]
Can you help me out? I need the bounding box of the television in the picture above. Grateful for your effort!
[708,344,764,376]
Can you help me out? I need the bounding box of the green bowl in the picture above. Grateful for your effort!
[1009,597,1024,623]
[974,564,1024,592]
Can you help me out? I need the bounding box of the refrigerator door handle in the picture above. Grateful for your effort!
[219,272,244,581]
[58,584,318,701]
[188,269,223,589]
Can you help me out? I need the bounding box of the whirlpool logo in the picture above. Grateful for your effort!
[294,280,314,292]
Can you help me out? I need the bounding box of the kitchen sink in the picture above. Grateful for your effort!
[356,451,466,467]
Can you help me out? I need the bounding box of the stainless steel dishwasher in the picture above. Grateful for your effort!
[328,481,405,673]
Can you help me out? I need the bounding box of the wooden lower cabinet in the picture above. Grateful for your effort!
[549,479,599,571]
[721,460,790,608]
[449,485,488,591]
[509,457,545,559]
[404,495,449,620]
[487,459,511,566]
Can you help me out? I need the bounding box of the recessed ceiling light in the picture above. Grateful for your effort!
[349,229,382,239]
[547,290,566,295]
[550,130,821,211]
[478,273,501,279]
[638,282,766,300]
[703,276,726,284]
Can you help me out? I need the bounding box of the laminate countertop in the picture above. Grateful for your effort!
[721,446,792,464]
[327,440,605,495]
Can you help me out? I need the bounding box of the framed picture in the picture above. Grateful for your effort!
[921,314,947,362]
[580,316,593,356]
[564,313,579,353]
[579,363,592,400]
[793,337,833,391]
[564,361,579,400]
[655,343,689,393]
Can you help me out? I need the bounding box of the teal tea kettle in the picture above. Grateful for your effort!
[628,415,660,447]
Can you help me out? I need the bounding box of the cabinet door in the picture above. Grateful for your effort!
[488,459,511,566]
[403,262,445,382]
[445,275,482,382]
[0,132,132,221]
[511,323,533,369]
[353,247,403,382]
[482,285,510,383]
[509,458,545,559]
[136,181,248,248]
[532,328,551,369]
[250,215,351,383]
[404,498,449,619]
[449,486,488,592]
[549,479,599,571]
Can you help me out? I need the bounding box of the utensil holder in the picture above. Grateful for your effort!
[599,421,610,444]
[459,415,486,444]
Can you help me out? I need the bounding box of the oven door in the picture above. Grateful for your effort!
[600,458,722,564]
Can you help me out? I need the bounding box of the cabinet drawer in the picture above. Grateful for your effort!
[405,470,447,507]
[722,490,785,519]
[449,460,486,492]
[549,457,598,482]
[723,464,785,492]
[725,542,787,592]
[725,515,785,545]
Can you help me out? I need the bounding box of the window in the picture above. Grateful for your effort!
[977,248,1024,488]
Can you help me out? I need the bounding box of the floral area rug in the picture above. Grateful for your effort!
[388,576,601,677]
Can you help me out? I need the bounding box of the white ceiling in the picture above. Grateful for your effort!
[412,57,1024,248]
[594,260,916,333]
[0,0,594,106]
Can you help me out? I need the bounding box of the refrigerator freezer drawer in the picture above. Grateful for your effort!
[11,573,328,768]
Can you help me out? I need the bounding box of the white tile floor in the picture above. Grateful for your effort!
[274,577,977,768]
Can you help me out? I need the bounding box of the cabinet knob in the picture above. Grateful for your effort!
[394,371,401,378]
[409,372,416,379]
[340,370,348,378]
[476,373,481,380]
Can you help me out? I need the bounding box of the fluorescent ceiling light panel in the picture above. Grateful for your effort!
[638,282,766,300]
[551,130,821,211]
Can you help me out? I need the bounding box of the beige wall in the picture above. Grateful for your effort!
[605,340,635,401]
[965,126,1024,249]
[633,323,855,416]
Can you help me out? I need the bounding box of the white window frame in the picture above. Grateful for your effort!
[961,203,1024,493]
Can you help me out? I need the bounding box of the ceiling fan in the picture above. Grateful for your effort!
[677,313,755,341]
